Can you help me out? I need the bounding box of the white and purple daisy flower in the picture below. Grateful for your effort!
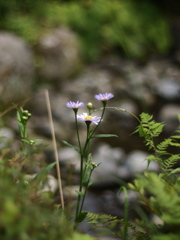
[66,101,84,109]
[95,93,114,101]
[77,113,102,125]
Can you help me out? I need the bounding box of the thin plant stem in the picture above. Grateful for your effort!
[75,153,84,221]
[44,89,64,210]
[74,110,82,153]
[74,103,107,227]
[119,186,129,240]
[75,122,90,221]
[105,107,141,123]
[74,110,83,220]
[79,167,94,213]
[89,103,106,138]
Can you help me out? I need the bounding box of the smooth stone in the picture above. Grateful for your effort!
[125,150,159,175]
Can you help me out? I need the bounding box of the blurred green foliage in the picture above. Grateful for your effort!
[0,159,95,240]
[0,0,172,60]
[0,161,68,240]
[45,0,171,60]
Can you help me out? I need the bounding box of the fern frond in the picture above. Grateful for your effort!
[86,212,131,238]
[134,113,164,151]
[170,132,180,147]
[134,113,180,172]
[86,212,118,224]
[140,113,164,138]
[133,231,151,240]
[169,114,180,147]
[156,139,173,155]
[162,154,180,172]
[146,154,162,165]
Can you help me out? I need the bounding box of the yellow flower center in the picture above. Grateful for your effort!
[101,97,108,100]
[85,116,92,120]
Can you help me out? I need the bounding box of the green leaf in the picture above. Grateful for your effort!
[21,139,30,144]
[62,140,80,153]
[168,168,180,176]
[75,190,84,197]
[170,142,180,147]
[83,153,93,183]
[87,178,93,187]
[33,162,56,183]
[171,134,180,139]
[75,211,88,224]
[91,134,118,138]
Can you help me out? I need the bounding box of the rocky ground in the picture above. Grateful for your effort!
[0,29,180,233]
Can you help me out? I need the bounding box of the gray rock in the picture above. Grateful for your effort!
[0,32,34,105]
[159,104,180,121]
[37,27,81,81]
[63,185,85,199]
[62,67,114,104]
[58,147,80,172]
[91,144,125,185]
[25,174,58,194]
[155,78,180,100]
[158,104,180,133]
[125,150,159,176]
[0,127,15,149]
[118,190,138,204]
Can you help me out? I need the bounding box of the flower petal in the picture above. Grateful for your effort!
[66,101,84,108]
[95,93,114,101]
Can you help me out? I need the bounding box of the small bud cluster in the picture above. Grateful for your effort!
[29,140,35,145]
[20,109,31,125]
[91,162,98,168]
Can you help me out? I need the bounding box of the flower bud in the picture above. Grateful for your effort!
[29,140,35,145]
[91,162,98,168]
[87,102,93,109]
[23,110,29,115]
[22,116,28,120]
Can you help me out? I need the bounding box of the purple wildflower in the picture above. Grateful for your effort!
[77,113,102,125]
[95,93,114,101]
[66,101,84,109]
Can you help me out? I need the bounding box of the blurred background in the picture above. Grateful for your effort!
[0,0,180,228]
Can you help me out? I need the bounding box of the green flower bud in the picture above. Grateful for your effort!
[22,116,28,120]
[29,140,35,145]
[87,102,93,109]
[23,110,29,115]
[91,162,98,168]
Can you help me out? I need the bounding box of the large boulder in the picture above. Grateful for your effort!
[37,27,81,82]
[0,32,34,106]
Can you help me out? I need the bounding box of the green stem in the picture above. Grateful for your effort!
[74,104,107,228]
[74,153,84,224]
[90,102,106,138]
[74,110,82,153]
[79,167,94,213]
[75,121,91,226]
[105,107,141,124]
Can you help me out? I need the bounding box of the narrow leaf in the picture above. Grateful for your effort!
[168,168,180,176]
[91,134,118,138]
[171,135,180,139]
[21,139,30,144]
[62,140,80,153]
[75,190,84,197]
[75,211,88,223]
[33,162,56,183]
[83,153,92,183]
[119,186,128,240]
